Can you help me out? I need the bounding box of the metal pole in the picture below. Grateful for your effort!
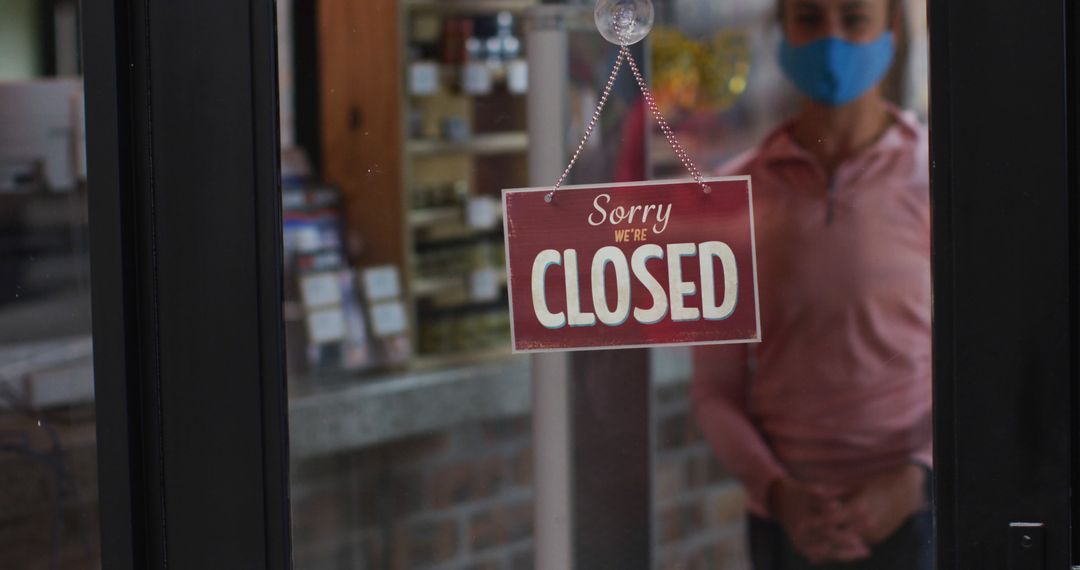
[526,7,573,570]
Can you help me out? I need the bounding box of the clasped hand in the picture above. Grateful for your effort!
[767,464,927,564]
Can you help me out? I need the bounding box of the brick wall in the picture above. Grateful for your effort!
[0,383,749,570]
[653,382,751,570]
[0,417,101,570]
[291,417,535,570]
[292,380,752,570]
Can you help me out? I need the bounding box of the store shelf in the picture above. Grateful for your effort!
[406,131,528,156]
[415,230,500,249]
[403,0,537,14]
[288,352,531,458]
[287,346,692,459]
[0,335,692,460]
[408,205,462,228]
[420,295,508,316]
[410,276,507,306]
[407,204,504,232]
[431,64,521,88]
[412,274,465,297]
[0,334,94,410]
[409,346,510,370]
[397,2,529,359]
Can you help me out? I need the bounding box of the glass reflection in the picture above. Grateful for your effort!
[276,0,930,566]
[691,0,931,568]
[0,1,99,567]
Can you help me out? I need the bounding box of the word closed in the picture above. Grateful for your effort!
[503,178,760,352]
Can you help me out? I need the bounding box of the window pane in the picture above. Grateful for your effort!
[0,2,100,567]
[280,0,932,567]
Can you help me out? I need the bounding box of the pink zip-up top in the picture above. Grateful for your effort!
[692,106,932,517]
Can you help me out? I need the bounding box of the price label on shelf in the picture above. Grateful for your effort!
[300,272,343,308]
[306,307,347,344]
[361,265,402,302]
[467,196,499,230]
[370,301,408,337]
[507,60,528,94]
[469,267,501,302]
[462,62,493,95]
[296,227,321,253]
[408,62,439,96]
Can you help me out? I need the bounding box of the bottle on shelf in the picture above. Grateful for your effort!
[462,35,492,95]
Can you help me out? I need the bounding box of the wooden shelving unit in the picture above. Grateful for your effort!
[405,131,528,156]
[403,0,537,14]
[407,205,462,228]
[318,0,536,359]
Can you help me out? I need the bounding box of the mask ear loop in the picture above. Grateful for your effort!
[545,35,710,203]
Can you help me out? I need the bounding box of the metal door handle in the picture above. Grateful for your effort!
[1009,522,1045,570]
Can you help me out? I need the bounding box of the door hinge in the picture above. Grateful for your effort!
[1008,522,1045,570]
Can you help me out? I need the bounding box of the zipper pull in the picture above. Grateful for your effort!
[825,177,837,226]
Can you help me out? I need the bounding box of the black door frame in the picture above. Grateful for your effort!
[83,0,290,567]
[81,0,1076,567]
[929,0,1075,567]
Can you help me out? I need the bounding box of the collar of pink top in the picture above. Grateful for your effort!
[758,103,922,169]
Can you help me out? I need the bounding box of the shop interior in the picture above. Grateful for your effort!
[0,0,928,568]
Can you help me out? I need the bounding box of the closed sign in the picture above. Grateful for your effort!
[502,177,760,352]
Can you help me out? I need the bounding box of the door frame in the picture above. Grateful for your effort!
[80,0,1078,567]
[929,0,1075,567]
[83,0,290,567]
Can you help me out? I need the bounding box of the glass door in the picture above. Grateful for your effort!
[0,2,101,568]
[279,0,943,568]
[67,0,1079,568]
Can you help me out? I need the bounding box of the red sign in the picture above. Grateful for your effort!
[502,177,760,352]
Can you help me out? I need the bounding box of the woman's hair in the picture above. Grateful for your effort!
[775,0,910,105]
[776,0,900,22]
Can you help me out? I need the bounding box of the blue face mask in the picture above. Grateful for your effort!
[778,31,895,106]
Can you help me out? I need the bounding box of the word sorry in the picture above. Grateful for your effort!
[587,193,672,234]
[530,242,738,329]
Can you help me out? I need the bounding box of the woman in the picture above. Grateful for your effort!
[691,0,932,568]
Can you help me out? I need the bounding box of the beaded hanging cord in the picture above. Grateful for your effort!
[546,30,711,203]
